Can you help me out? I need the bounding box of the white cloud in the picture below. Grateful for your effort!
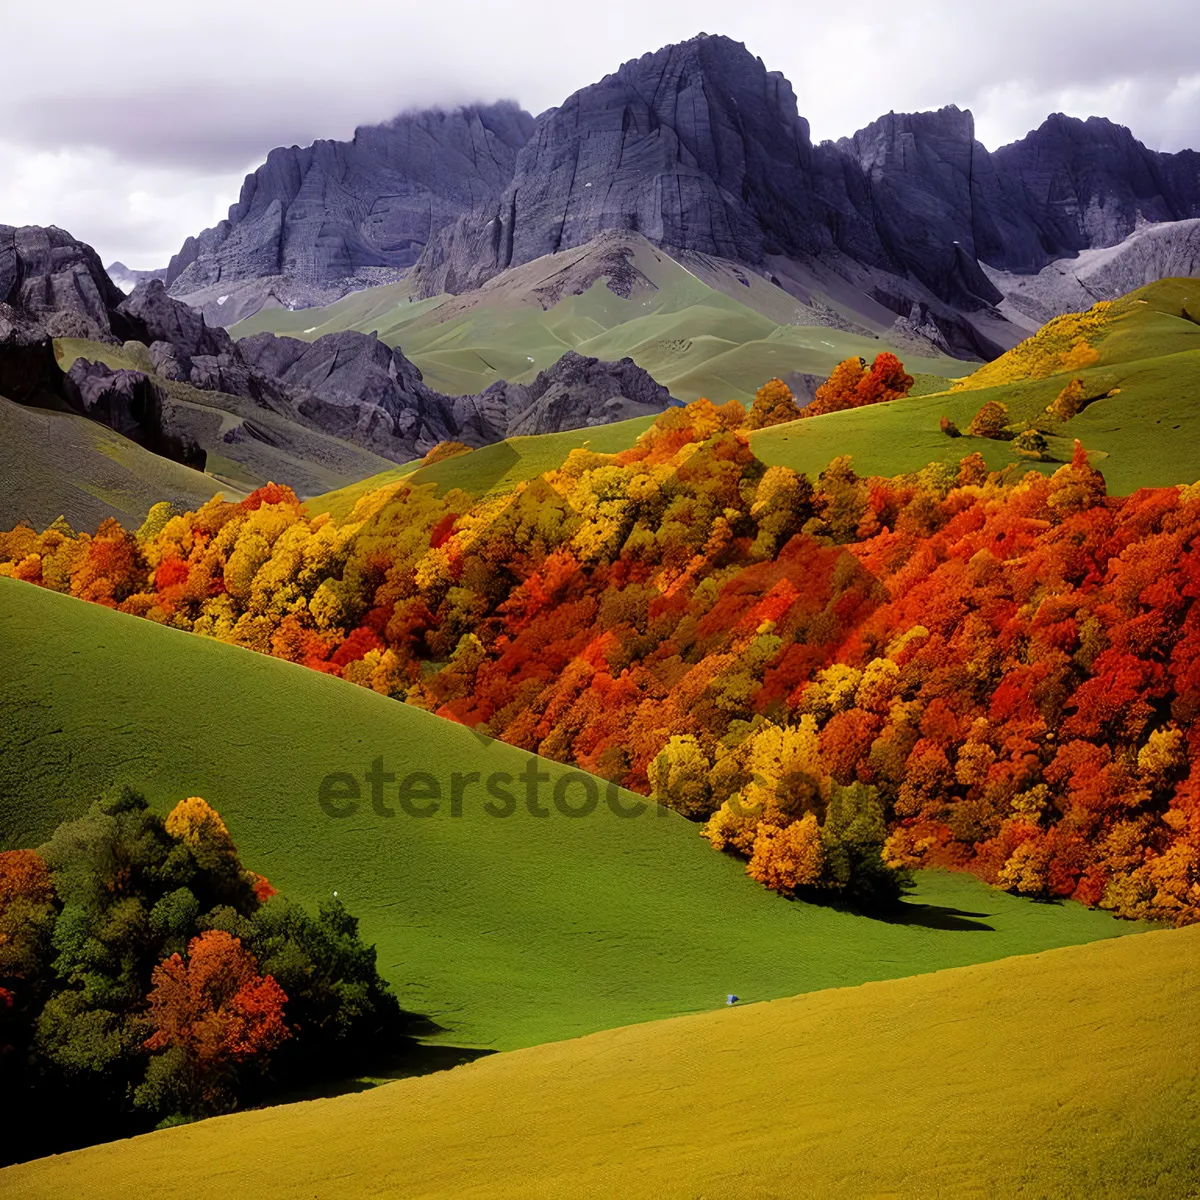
[0,141,248,268]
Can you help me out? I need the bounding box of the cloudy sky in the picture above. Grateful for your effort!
[2,0,1197,268]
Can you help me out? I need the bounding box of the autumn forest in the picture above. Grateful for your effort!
[4,354,1198,930]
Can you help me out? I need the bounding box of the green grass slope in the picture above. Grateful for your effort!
[0,578,1146,1050]
[232,238,961,403]
[5,925,1195,1199]
[753,278,1200,494]
[307,414,659,520]
[0,394,234,531]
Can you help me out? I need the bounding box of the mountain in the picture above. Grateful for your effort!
[164,102,535,322]
[165,34,1200,358]
[415,38,1200,339]
[104,261,167,294]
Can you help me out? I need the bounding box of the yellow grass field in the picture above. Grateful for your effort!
[5,925,1196,1199]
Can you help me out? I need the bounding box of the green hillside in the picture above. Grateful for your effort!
[0,394,234,531]
[302,280,1200,516]
[233,237,962,403]
[750,279,1200,495]
[4,925,1194,1199]
[0,578,1146,1050]
[307,414,658,519]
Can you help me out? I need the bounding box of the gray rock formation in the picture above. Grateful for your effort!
[414,36,843,297]
[0,302,68,408]
[986,115,1200,271]
[985,219,1200,328]
[2,223,682,493]
[61,358,206,469]
[117,279,235,359]
[161,34,1200,354]
[166,103,535,297]
[411,37,1200,331]
[1,224,135,341]
[490,350,676,436]
[235,331,674,460]
[236,328,502,460]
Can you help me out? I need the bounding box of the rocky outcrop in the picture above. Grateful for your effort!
[118,279,235,359]
[985,219,1200,328]
[0,225,136,342]
[0,302,68,408]
[61,359,206,469]
[166,103,535,297]
[235,332,676,459]
[491,351,675,436]
[236,329,480,459]
[117,280,288,405]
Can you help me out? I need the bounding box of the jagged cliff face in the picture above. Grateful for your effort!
[164,34,1200,328]
[416,36,868,296]
[1,225,136,341]
[166,102,535,293]
[415,40,1200,307]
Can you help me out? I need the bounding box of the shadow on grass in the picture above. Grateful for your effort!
[810,890,999,931]
[867,901,996,932]
[258,1018,495,1109]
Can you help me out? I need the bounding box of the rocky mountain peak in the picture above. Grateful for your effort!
[165,100,535,295]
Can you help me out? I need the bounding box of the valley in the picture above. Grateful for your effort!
[1,21,1198,1196]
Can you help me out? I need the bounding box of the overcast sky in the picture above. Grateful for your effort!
[2,0,1197,268]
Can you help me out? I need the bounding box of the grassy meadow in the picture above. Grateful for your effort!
[752,279,1200,494]
[0,394,233,532]
[4,924,1195,1199]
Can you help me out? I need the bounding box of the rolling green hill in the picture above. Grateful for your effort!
[750,278,1200,495]
[0,577,1146,1051]
[0,394,234,531]
[4,924,1194,1199]
[233,235,962,404]
[307,414,659,520]
[301,280,1200,517]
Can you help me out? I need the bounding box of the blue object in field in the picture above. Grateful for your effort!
[726,994,739,1005]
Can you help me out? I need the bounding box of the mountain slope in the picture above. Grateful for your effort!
[411,37,1200,338]
[4,925,1194,1199]
[292,278,1200,506]
[233,231,963,402]
[0,578,1142,1050]
[172,34,1200,364]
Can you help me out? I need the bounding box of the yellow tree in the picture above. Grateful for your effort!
[744,378,803,430]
